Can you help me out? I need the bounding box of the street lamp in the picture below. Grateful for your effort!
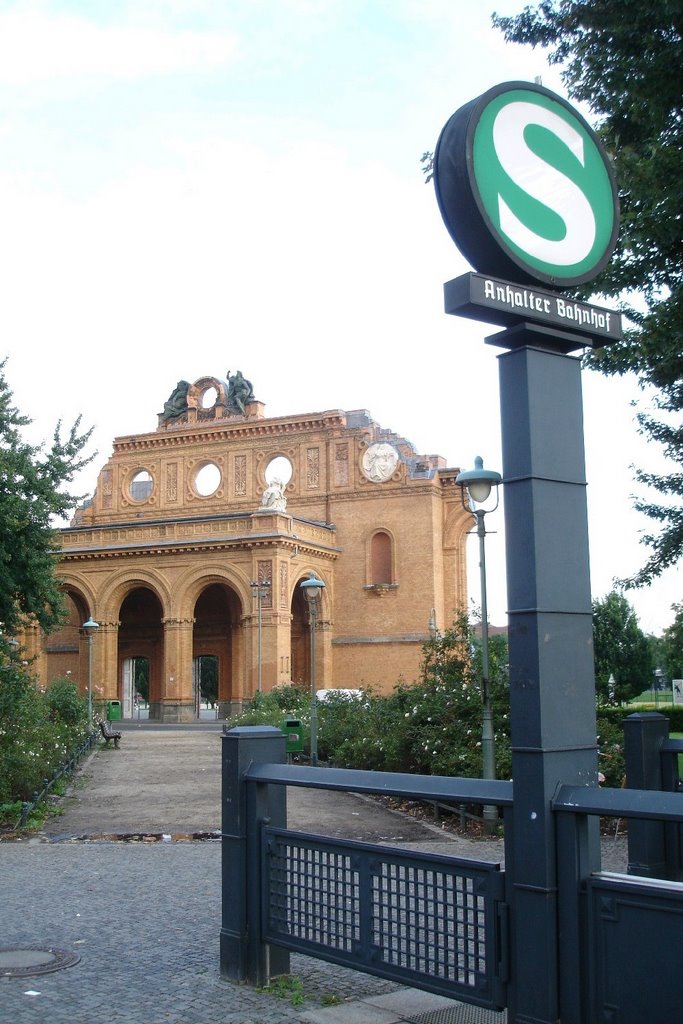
[250,578,271,694]
[456,456,502,832]
[82,617,99,726]
[299,571,326,766]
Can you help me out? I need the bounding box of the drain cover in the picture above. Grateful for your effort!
[0,946,80,978]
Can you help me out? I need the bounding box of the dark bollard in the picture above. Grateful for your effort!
[220,726,288,986]
[624,712,669,878]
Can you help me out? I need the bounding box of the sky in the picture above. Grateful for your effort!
[0,0,678,638]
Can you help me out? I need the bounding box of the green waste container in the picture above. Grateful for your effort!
[280,717,304,754]
[106,700,122,721]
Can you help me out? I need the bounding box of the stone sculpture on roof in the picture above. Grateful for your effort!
[161,380,190,422]
[226,370,255,415]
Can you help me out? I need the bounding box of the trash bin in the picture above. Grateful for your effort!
[106,700,122,721]
[280,717,304,754]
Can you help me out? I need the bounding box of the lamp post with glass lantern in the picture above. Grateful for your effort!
[456,456,502,831]
[82,617,99,726]
[299,572,326,766]
[250,578,271,694]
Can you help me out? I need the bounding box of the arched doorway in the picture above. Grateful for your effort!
[290,584,310,685]
[192,654,218,718]
[118,587,164,720]
[44,589,90,694]
[193,583,241,716]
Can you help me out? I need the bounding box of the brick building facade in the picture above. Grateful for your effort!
[25,374,472,721]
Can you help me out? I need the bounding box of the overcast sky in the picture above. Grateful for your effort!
[0,1,678,638]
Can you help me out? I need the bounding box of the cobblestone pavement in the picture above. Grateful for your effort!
[0,723,628,1024]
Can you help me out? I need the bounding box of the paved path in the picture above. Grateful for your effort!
[40,720,484,848]
[1,722,626,1024]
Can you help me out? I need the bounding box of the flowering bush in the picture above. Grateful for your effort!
[229,614,513,781]
[0,665,90,803]
[227,614,627,792]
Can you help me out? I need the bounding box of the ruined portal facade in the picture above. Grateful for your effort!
[25,374,472,721]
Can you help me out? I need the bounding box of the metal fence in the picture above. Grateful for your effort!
[221,720,683,1023]
[220,727,513,1007]
[262,825,507,1008]
[18,729,99,828]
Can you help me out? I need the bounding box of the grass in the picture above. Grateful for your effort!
[0,800,46,831]
[671,732,683,774]
[259,975,306,1006]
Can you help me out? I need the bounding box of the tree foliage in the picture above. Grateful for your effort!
[660,603,683,682]
[592,590,654,702]
[0,360,94,635]
[492,1,682,587]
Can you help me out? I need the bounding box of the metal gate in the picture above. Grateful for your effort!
[222,728,683,1022]
[261,825,508,1010]
[586,873,683,1022]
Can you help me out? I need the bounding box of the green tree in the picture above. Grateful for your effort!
[0,360,94,635]
[198,655,218,707]
[660,603,683,682]
[592,590,653,702]
[491,1,682,588]
[134,658,149,702]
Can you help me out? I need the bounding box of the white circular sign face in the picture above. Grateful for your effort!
[361,443,399,483]
[434,81,619,288]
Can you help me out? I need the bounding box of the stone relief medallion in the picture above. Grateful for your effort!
[361,443,399,483]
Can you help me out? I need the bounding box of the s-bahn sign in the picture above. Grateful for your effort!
[434,81,620,292]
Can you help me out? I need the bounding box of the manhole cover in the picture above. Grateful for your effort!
[0,946,80,978]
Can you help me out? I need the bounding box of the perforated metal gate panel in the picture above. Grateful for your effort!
[262,827,507,1009]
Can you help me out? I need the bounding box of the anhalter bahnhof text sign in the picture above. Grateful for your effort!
[444,272,621,348]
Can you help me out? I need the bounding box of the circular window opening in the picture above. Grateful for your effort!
[130,470,153,502]
[265,455,293,487]
[195,462,221,497]
[200,386,218,409]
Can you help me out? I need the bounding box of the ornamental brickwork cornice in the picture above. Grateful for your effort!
[113,410,348,454]
[58,511,340,565]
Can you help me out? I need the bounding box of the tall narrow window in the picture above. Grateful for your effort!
[371,531,393,585]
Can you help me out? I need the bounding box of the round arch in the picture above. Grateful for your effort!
[364,526,398,586]
[41,585,94,694]
[290,569,330,687]
[118,586,165,719]
[95,567,173,624]
[191,580,243,718]
[173,561,252,616]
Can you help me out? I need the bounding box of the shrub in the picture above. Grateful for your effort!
[596,712,626,788]
[0,663,90,804]
[44,677,89,728]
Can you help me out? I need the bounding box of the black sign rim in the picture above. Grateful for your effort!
[434,81,620,290]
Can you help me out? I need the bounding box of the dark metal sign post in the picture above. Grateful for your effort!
[495,330,600,1022]
[434,80,621,1022]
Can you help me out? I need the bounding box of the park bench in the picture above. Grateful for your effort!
[99,720,122,749]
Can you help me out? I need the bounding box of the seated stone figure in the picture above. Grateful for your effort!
[161,380,190,422]
[226,370,255,415]
[259,478,287,512]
